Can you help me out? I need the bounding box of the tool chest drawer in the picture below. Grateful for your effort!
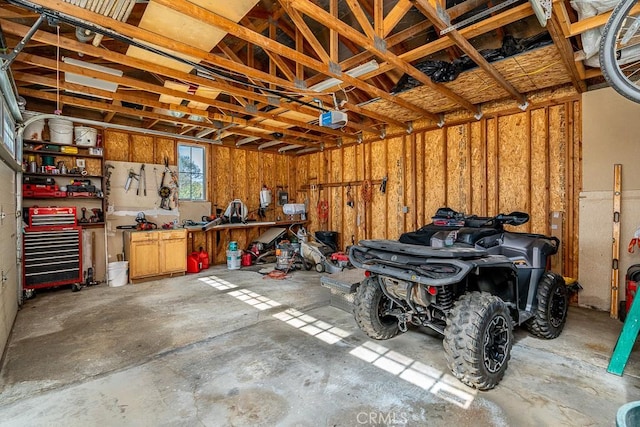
[23,226,82,289]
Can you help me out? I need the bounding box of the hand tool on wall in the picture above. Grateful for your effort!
[137,164,146,196]
[346,184,354,208]
[124,168,139,192]
[79,207,89,223]
[380,176,388,194]
[158,158,172,210]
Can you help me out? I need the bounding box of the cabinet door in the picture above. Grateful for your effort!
[159,230,187,274]
[129,232,159,279]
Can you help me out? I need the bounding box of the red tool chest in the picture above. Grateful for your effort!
[23,207,83,291]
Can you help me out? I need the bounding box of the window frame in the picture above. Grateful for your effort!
[177,143,206,201]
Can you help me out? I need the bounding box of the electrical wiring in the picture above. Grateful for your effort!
[8,0,331,112]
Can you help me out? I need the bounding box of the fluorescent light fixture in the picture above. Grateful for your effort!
[196,128,216,138]
[308,60,379,92]
[278,144,303,153]
[258,140,282,150]
[236,136,260,146]
[63,57,123,92]
[296,146,321,155]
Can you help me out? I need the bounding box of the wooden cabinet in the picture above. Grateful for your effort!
[159,230,188,274]
[125,229,186,282]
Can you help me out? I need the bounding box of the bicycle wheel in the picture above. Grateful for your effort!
[600,0,640,103]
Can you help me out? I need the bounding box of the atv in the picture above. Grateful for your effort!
[348,208,569,390]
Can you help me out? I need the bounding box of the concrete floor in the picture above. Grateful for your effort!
[0,266,639,427]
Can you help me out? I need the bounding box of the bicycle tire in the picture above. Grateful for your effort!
[600,0,640,103]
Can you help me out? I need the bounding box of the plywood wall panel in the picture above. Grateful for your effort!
[470,121,486,216]
[130,135,154,164]
[387,136,404,239]
[446,124,471,213]
[530,108,550,234]
[405,134,417,231]
[497,113,529,215]
[105,130,130,161]
[212,146,232,209]
[155,138,175,165]
[486,118,498,215]
[415,133,426,227]
[370,141,387,238]
[549,105,567,213]
[423,129,446,219]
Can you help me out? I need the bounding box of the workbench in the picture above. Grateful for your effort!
[185,220,307,265]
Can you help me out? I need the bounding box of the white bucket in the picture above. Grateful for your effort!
[48,118,74,145]
[22,111,45,141]
[108,261,128,287]
[74,126,97,146]
[226,250,241,270]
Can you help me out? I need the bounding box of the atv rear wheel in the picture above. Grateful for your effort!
[353,277,400,340]
[526,272,568,339]
[443,292,513,390]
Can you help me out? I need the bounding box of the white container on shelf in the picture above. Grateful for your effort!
[108,261,129,287]
[22,111,45,141]
[48,118,74,145]
[74,126,97,146]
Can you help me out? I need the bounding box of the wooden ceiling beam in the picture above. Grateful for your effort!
[569,3,640,37]
[18,0,397,129]
[0,19,350,135]
[414,0,527,107]
[287,0,477,116]
[330,0,339,62]
[12,61,335,143]
[547,10,587,92]
[383,0,413,37]
[346,0,377,41]
[19,0,309,99]
[152,0,436,123]
[0,25,355,138]
[280,2,331,64]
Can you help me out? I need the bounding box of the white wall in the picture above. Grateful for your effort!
[0,159,18,355]
[580,87,640,311]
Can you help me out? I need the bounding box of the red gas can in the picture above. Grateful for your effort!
[241,252,253,267]
[625,265,640,315]
[187,253,202,273]
[198,247,210,269]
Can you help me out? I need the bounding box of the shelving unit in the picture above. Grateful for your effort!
[22,139,106,227]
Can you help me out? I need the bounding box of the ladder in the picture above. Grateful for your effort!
[608,293,640,375]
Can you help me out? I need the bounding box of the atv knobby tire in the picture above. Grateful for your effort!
[353,277,400,340]
[443,292,513,390]
[526,272,568,339]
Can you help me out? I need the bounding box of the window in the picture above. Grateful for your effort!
[178,144,205,200]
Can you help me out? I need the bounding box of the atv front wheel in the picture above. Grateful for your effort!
[443,292,513,390]
[353,277,400,340]
[526,272,568,339]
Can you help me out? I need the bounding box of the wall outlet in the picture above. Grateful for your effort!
[402,206,409,213]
